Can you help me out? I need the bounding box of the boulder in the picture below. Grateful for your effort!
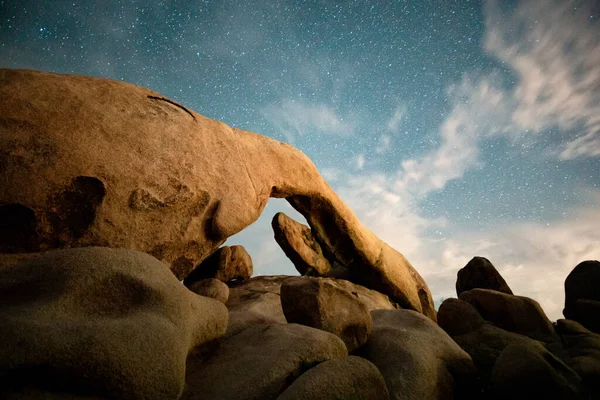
[0,68,434,317]
[437,298,485,337]
[225,276,288,338]
[276,356,389,400]
[491,342,581,399]
[281,276,372,352]
[187,278,229,304]
[272,212,332,276]
[564,260,600,333]
[556,319,600,396]
[182,323,347,400]
[456,256,513,296]
[0,247,228,399]
[359,309,477,399]
[184,245,252,284]
[459,288,559,342]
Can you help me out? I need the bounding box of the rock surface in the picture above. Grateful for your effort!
[491,341,581,399]
[456,256,513,296]
[184,245,253,284]
[281,276,372,352]
[459,288,558,342]
[272,212,332,276]
[276,356,390,400]
[564,260,600,333]
[359,309,477,399]
[0,247,228,399]
[225,275,396,339]
[187,278,230,304]
[182,323,347,400]
[0,68,434,317]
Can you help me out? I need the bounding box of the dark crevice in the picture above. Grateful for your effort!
[147,96,196,120]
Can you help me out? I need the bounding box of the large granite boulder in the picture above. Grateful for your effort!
[491,342,581,399]
[184,245,253,285]
[272,212,332,276]
[0,68,434,318]
[281,276,372,352]
[564,260,600,333]
[0,247,228,399]
[276,356,390,400]
[182,323,347,400]
[359,309,477,399]
[459,288,558,343]
[456,256,513,296]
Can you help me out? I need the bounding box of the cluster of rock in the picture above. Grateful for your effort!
[0,69,599,399]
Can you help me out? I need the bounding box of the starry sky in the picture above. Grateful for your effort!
[1,0,599,319]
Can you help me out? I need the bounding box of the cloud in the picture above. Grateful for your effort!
[484,0,600,159]
[387,104,407,133]
[355,154,366,169]
[394,75,508,196]
[261,100,354,142]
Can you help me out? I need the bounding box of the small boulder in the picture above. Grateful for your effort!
[276,356,390,400]
[437,298,485,337]
[272,212,332,276]
[359,309,478,399]
[281,276,372,352]
[564,260,600,333]
[0,247,228,399]
[492,341,581,399]
[184,245,253,284]
[459,288,558,342]
[182,323,347,400]
[456,256,513,296]
[187,278,229,304]
[225,276,288,338]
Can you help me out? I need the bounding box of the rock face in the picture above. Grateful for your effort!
[276,356,390,400]
[272,212,332,276]
[184,245,253,284]
[564,260,600,333]
[491,342,581,399]
[459,288,558,343]
[187,278,230,304]
[0,68,434,318]
[182,323,348,400]
[359,309,477,399]
[281,277,372,352]
[0,247,228,399]
[456,256,513,296]
[556,319,600,396]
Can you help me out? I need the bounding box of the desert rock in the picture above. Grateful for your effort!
[456,256,513,296]
[0,68,433,317]
[564,260,600,333]
[272,212,332,276]
[460,288,558,343]
[184,245,253,284]
[187,278,230,304]
[281,276,372,352]
[359,309,477,399]
[276,356,390,400]
[0,247,228,399]
[182,323,347,400]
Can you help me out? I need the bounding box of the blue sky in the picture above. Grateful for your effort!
[2,0,599,318]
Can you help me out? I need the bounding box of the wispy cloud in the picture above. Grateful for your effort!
[484,0,600,159]
[261,100,354,142]
[387,104,407,133]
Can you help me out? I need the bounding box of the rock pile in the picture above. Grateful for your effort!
[0,69,599,399]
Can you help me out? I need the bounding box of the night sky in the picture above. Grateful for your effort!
[2,0,599,318]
